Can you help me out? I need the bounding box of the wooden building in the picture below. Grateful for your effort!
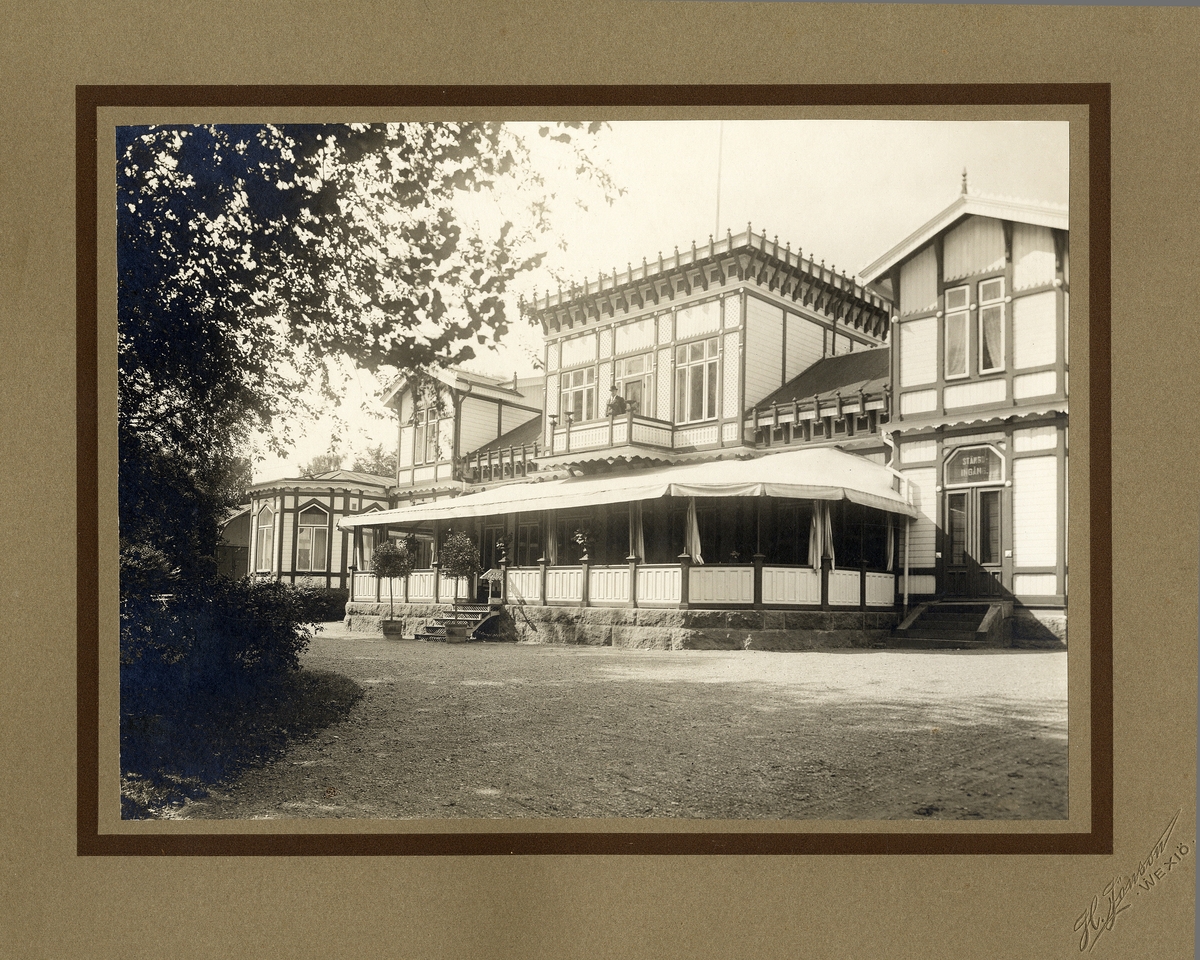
[328,189,1066,649]
[859,185,1068,627]
[246,470,393,590]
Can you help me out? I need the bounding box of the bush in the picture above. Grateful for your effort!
[121,577,316,720]
[296,586,349,622]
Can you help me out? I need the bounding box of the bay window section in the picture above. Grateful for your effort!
[255,505,275,572]
[413,402,440,464]
[296,505,329,572]
[673,337,719,424]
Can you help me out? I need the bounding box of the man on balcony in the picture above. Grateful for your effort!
[605,385,628,417]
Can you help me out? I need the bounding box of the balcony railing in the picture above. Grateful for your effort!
[462,442,541,484]
[545,409,707,459]
[350,559,896,610]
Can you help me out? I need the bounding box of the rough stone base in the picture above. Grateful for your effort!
[345,602,495,640]
[1010,608,1068,649]
[503,604,898,651]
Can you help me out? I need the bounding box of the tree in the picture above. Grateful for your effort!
[438,532,483,607]
[352,443,398,480]
[372,537,418,619]
[302,449,344,477]
[118,121,617,592]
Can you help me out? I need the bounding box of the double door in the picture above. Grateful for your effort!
[943,487,1004,598]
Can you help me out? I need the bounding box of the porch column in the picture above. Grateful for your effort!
[678,553,691,610]
[627,503,639,609]
[432,519,441,604]
[538,557,548,607]
[753,553,765,608]
[580,556,590,608]
[903,515,911,616]
[348,565,357,602]
[860,558,867,611]
[820,558,831,611]
[499,558,509,604]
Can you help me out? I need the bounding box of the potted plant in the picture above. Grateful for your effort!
[373,536,417,639]
[439,531,483,608]
[571,527,592,562]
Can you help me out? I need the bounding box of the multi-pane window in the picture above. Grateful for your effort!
[560,367,596,421]
[614,354,652,415]
[516,521,541,566]
[296,505,329,572]
[944,285,969,379]
[673,337,718,423]
[413,401,441,464]
[255,505,274,572]
[978,277,1005,374]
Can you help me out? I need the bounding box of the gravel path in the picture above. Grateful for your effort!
[176,625,1068,821]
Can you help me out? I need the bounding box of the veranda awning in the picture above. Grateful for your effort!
[338,447,917,530]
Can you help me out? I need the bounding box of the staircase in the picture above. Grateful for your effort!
[887,601,1008,649]
[413,604,498,643]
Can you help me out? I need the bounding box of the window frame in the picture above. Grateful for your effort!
[295,504,329,573]
[559,365,597,423]
[943,284,970,381]
[977,276,1006,375]
[413,398,442,465]
[255,505,275,573]
[614,354,653,416]
[672,336,719,425]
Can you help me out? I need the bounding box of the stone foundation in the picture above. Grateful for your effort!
[451,602,896,650]
[344,602,482,640]
[1010,608,1068,649]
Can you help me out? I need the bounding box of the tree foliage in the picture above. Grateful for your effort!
[118,121,616,590]
[351,443,398,479]
[302,450,344,477]
[372,537,419,618]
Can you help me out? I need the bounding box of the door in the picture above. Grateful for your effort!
[943,487,1004,598]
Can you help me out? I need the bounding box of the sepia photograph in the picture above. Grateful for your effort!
[116,117,1072,823]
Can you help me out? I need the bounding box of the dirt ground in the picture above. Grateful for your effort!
[173,623,1068,821]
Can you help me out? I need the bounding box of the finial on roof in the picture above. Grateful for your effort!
[961,168,968,195]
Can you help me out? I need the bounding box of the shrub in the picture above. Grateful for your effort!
[120,577,315,721]
[296,586,349,623]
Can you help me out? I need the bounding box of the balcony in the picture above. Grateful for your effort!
[544,409,743,465]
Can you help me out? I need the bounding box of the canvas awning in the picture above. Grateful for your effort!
[338,447,917,530]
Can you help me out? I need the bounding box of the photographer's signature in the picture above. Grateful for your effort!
[1073,810,1190,952]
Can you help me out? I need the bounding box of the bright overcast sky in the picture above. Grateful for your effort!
[252,118,1069,480]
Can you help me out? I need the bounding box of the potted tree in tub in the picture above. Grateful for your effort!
[438,531,483,642]
[373,536,417,640]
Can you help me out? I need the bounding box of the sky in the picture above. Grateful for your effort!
[251,118,1069,480]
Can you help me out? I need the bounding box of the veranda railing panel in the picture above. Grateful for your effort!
[507,568,542,604]
[635,565,682,605]
[407,571,437,602]
[545,567,584,603]
[438,575,472,603]
[761,566,820,605]
[588,566,631,604]
[352,571,376,600]
[689,566,754,604]
[865,572,896,607]
[828,569,861,606]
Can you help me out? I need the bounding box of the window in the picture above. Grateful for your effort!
[673,337,718,424]
[762,499,812,565]
[516,521,541,566]
[255,505,275,572]
[560,367,596,421]
[358,527,377,570]
[296,505,329,572]
[944,285,969,379]
[413,400,441,464]
[978,277,1005,374]
[614,354,652,415]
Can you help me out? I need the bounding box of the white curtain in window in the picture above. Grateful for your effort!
[631,501,646,561]
[546,513,558,565]
[686,497,703,565]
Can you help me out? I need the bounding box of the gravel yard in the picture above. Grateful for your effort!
[175,624,1068,821]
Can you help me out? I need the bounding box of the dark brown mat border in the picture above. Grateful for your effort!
[78,83,1111,856]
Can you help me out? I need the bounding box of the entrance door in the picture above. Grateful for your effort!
[944,487,1004,598]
